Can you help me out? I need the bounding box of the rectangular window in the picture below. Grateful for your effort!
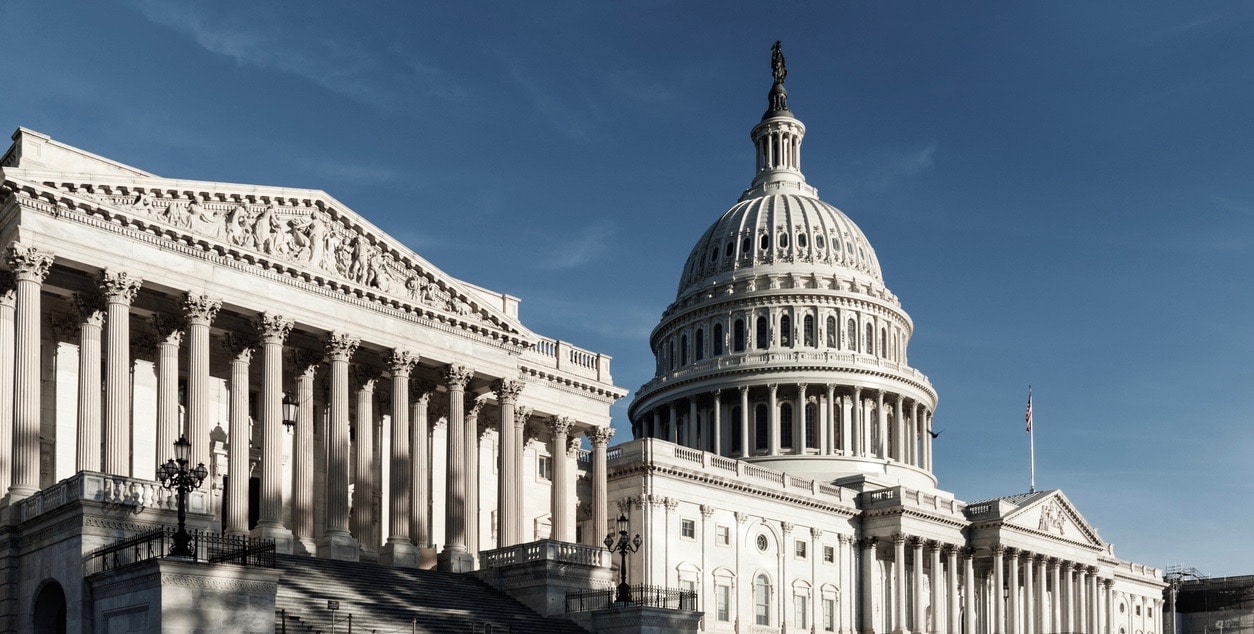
[795,540,807,559]
[824,545,835,563]
[538,455,552,481]
[795,594,809,629]
[716,584,731,622]
[681,519,695,539]
[823,598,835,631]
[716,525,731,546]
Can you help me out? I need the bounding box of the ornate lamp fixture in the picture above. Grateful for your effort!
[157,436,209,558]
[281,394,298,432]
[604,513,643,605]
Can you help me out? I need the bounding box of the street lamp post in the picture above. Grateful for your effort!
[157,436,209,558]
[603,513,642,605]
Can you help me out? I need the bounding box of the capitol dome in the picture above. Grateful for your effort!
[630,43,939,490]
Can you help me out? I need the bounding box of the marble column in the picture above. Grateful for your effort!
[913,539,926,633]
[512,405,530,542]
[824,385,836,454]
[1064,564,1075,634]
[74,293,106,473]
[549,416,575,542]
[687,398,697,448]
[738,386,749,457]
[151,314,184,472]
[1008,551,1022,634]
[894,534,909,634]
[437,363,473,572]
[183,293,222,470]
[317,332,360,561]
[795,383,807,453]
[254,313,294,551]
[6,244,52,501]
[964,549,977,634]
[768,384,780,455]
[667,403,677,443]
[352,370,377,560]
[0,275,14,497]
[861,538,878,634]
[1036,556,1048,634]
[101,270,143,476]
[464,395,484,555]
[409,381,434,554]
[993,547,1006,634]
[381,350,418,566]
[589,426,613,545]
[711,390,721,454]
[223,334,255,537]
[894,395,905,463]
[1024,554,1035,634]
[841,391,854,455]
[877,391,888,458]
[1046,559,1059,634]
[852,387,864,455]
[1103,580,1114,634]
[929,542,943,634]
[491,379,523,547]
[947,546,960,634]
[291,351,319,556]
[923,410,933,471]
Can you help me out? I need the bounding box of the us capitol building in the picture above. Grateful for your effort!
[0,46,1163,633]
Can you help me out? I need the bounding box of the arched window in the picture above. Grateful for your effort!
[816,234,825,249]
[730,406,742,452]
[725,242,734,258]
[780,403,793,449]
[733,319,746,352]
[826,316,837,347]
[797,233,807,248]
[742,236,752,256]
[780,315,792,347]
[668,339,675,370]
[713,323,724,356]
[865,323,874,355]
[847,319,857,352]
[695,329,705,361]
[756,317,769,350]
[779,232,789,249]
[759,234,771,250]
[754,404,769,452]
[805,403,816,449]
[880,329,887,359]
[680,334,689,365]
[803,315,815,347]
[754,574,773,626]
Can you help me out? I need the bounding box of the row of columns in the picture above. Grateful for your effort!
[638,384,933,470]
[0,243,614,571]
[991,546,1113,634]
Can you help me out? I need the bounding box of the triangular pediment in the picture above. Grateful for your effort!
[2,128,528,342]
[1002,490,1103,547]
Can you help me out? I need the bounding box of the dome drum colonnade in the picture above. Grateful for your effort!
[628,41,937,486]
[0,147,618,570]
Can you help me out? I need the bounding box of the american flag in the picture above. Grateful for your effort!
[1025,388,1033,433]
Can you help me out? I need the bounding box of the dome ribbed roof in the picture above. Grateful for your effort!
[676,192,883,298]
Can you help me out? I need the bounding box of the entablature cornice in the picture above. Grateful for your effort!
[519,364,628,404]
[609,461,859,519]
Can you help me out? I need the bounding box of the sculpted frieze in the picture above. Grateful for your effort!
[88,191,493,326]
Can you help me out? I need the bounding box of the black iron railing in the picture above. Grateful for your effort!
[84,527,275,575]
[565,584,698,613]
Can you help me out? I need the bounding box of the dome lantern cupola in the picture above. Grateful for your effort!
[745,41,816,200]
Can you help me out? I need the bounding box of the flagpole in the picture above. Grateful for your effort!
[1027,386,1036,494]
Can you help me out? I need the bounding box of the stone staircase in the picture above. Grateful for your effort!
[272,555,589,633]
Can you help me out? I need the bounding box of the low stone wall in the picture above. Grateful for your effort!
[89,558,281,633]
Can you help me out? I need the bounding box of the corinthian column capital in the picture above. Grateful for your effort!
[151,313,186,345]
[410,378,437,403]
[182,293,222,325]
[513,405,532,428]
[491,379,525,403]
[323,331,359,362]
[386,349,417,376]
[588,426,615,447]
[256,312,294,344]
[100,270,143,304]
[74,292,107,327]
[222,332,257,362]
[443,363,472,390]
[548,415,574,435]
[6,243,53,283]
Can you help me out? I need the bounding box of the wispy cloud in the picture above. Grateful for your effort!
[504,59,593,142]
[867,140,938,188]
[124,1,466,114]
[535,221,616,270]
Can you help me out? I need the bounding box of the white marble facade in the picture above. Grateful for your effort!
[0,126,624,575]
[618,47,1165,633]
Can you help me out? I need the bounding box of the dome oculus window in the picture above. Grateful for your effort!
[742,237,752,255]
[709,248,718,263]
[779,232,789,249]
[816,235,825,249]
[725,242,734,258]
[759,234,771,250]
[756,534,769,551]
[797,233,807,248]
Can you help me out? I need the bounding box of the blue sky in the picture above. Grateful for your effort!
[3,2,1251,575]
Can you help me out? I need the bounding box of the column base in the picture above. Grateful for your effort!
[316,531,360,562]
[418,546,438,570]
[251,524,294,555]
[293,536,318,556]
[437,547,476,573]
[379,539,420,568]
